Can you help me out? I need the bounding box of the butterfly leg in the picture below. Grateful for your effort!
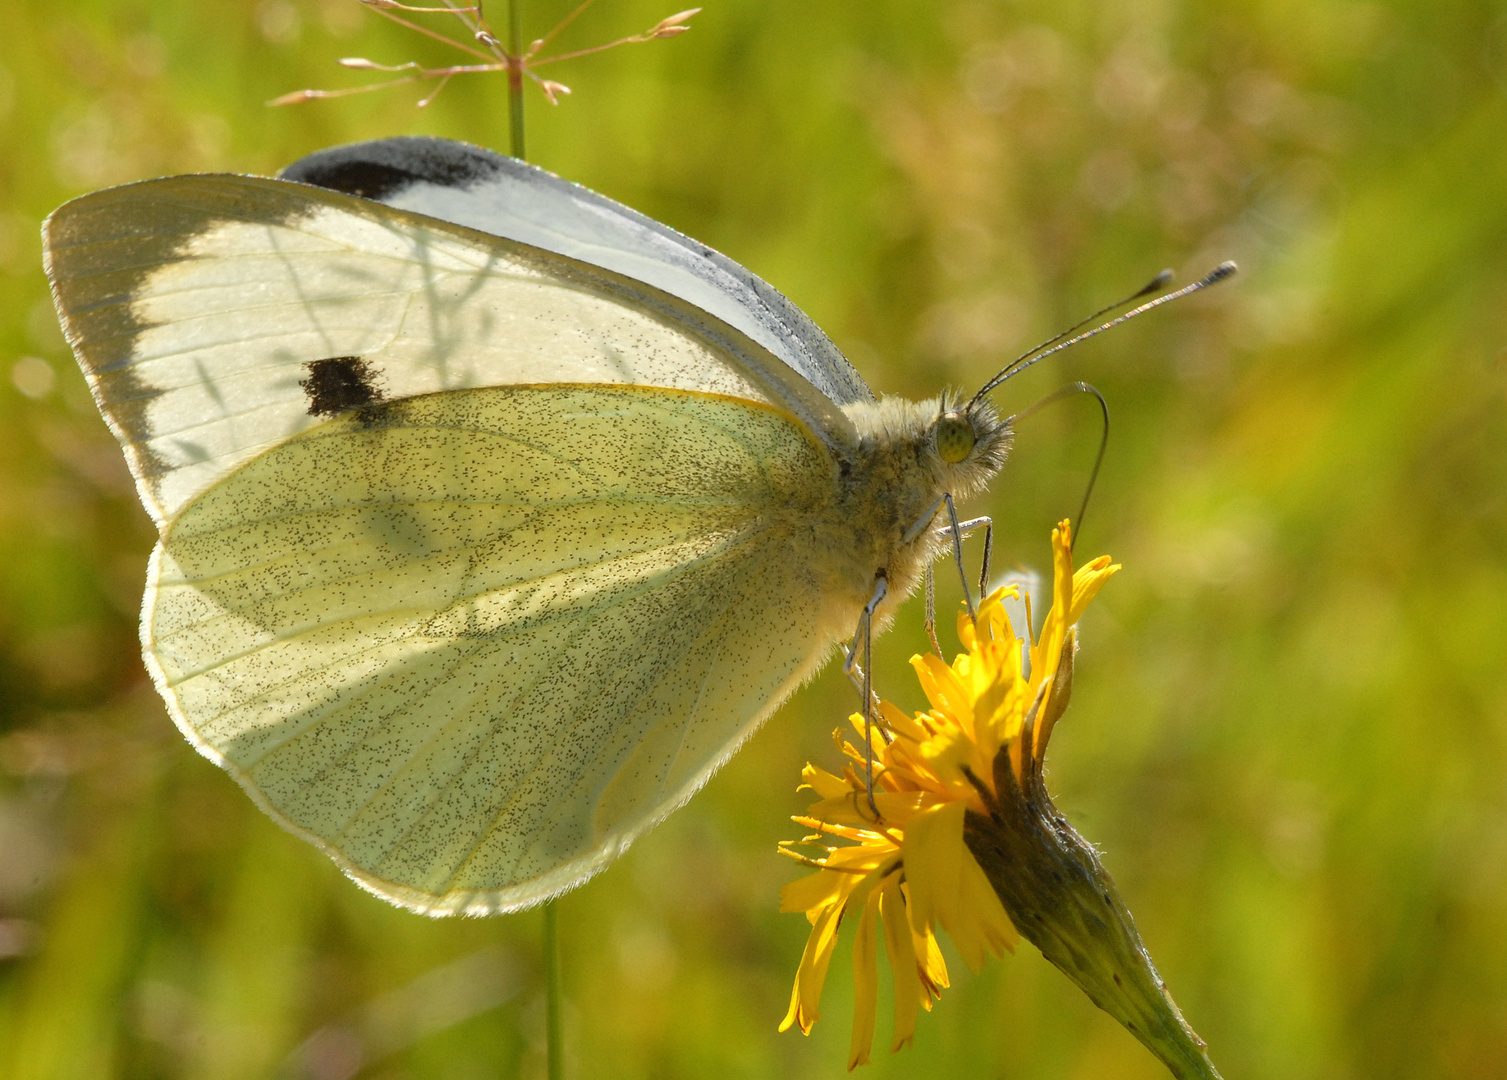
[923,563,943,658]
[974,516,994,597]
[925,505,994,655]
[843,573,889,820]
[943,494,977,621]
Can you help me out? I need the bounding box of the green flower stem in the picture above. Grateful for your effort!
[545,901,563,1080]
[962,642,1223,1080]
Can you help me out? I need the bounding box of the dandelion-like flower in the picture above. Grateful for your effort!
[779,522,1223,1079]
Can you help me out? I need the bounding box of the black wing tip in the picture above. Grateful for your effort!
[280,136,514,202]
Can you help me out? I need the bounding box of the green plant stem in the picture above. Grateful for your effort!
[507,0,525,159]
[545,901,563,1080]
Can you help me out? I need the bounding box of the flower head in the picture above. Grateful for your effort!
[778,520,1118,1068]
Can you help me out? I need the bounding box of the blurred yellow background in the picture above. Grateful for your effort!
[2,1,1505,1077]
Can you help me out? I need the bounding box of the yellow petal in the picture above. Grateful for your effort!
[883,739,951,792]
[804,790,930,827]
[980,586,1015,642]
[917,923,950,992]
[959,843,1019,957]
[790,816,889,846]
[880,697,929,743]
[1068,556,1120,624]
[779,897,844,1034]
[844,711,888,748]
[830,851,898,878]
[780,868,846,916]
[902,881,949,1012]
[1030,521,1077,681]
[847,889,882,1070]
[970,666,1021,767]
[879,875,923,1052]
[802,762,851,800]
[780,973,804,1034]
[957,607,979,651]
[901,800,966,934]
[963,631,1012,701]
[898,801,1006,970]
[915,723,978,789]
[1053,520,1077,592]
[911,653,973,730]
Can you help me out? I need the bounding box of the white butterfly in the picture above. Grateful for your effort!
[44,137,1012,915]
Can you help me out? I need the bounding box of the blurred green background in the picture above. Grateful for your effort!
[2,0,1506,1077]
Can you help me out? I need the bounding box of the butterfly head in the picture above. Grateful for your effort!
[928,391,1011,498]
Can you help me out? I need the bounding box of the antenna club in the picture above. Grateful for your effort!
[1202,261,1238,285]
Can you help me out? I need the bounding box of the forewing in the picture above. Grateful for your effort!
[280,137,875,410]
[44,174,855,528]
[144,385,835,914]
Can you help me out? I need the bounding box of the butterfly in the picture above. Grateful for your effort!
[44,135,1052,915]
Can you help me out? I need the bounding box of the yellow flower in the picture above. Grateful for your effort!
[778,520,1118,1069]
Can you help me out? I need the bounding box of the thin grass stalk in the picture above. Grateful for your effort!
[507,0,525,158]
[544,901,563,1080]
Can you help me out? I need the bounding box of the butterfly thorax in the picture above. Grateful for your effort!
[799,393,1011,642]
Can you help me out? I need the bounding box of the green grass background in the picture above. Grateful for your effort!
[2,0,1505,1077]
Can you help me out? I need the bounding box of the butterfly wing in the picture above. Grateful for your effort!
[44,175,855,913]
[279,136,876,412]
[148,384,835,914]
[44,174,856,527]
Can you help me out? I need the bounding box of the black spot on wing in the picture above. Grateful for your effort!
[301,356,386,417]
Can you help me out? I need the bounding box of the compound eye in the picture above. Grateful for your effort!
[936,411,976,463]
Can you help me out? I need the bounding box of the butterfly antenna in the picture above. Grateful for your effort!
[1008,382,1109,551]
[969,269,1169,407]
[970,262,1237,409]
